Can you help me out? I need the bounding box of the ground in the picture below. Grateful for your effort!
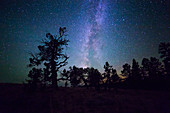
[0,83,170,113]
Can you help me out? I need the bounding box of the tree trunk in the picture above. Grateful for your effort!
[52,72,58,88]
[51,57,58,88]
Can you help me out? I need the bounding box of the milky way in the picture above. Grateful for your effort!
[80,0,107,69]
[0,0,169,83]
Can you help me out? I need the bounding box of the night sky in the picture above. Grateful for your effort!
[0,0,170,83]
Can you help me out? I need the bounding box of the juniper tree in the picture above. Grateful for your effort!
[27,68,43,89]
[61,69,70,87]
[87,67,101,90]
[27,53,43,89]
[131,59,141,81]
[121,63,131,77]
[103,62,113,90]
[69,66,82,87]
[141,58,150,79]
[111,69,119,84]
[159,42,170,76]
[149,57,163,80]
[27,27,69,88]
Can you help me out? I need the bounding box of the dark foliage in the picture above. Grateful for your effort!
[159,42,170,76]
[86,67,102,90]
[131,59,141,81]
[26,29,169,91]
[26,27,69,89]
[26,68,43,90]
[67,66,102,89]
[121,63,131,77]
[69,66,83,87]
[60,69,70,87]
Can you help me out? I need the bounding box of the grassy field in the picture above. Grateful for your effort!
[0,83,170,113]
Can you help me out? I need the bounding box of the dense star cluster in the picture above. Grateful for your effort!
[0,0,169,83]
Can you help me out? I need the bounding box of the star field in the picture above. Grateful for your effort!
[0,0,169,83]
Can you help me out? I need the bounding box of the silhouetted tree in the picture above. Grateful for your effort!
[87,67,102,90]
[26,53,43,90]
[27,53,41,67]
[69,66,81,87]
[61,69,70,87]
[121,63,131,77]
[38,27,69,88]
[141,57,163,80]
[111,69,119,85]
[141,58,150,79]
[159,42,170,76]
[79,67,90,88]
[103,62,113,90]
[68,66,91,88]
[27,27,69,89]
[27,68,43,90]
[42,62,50,86]
[149,57,163,80]
[131,59,141,81]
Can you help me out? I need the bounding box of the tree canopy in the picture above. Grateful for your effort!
[27,27,69,89]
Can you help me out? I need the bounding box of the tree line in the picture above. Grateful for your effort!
[25,27,170,91]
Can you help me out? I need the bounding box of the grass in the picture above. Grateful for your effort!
[0,83,170,113]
